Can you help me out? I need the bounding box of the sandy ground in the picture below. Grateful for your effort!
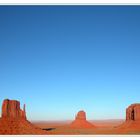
[32,119,134,135]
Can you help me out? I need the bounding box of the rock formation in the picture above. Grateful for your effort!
[126,104,140,121]
[0,99,47,135]
[76,111,86,120]
[2,99,26,119]
[117,103,140,134]
[70,110,96,128]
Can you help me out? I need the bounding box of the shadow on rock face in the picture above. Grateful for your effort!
[42,128,56,131]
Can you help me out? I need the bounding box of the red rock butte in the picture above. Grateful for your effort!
[0,99,47,135]
[70,110,96,128]
[117,103,140,133]
[2,99,26,119]
[126,103,140,121]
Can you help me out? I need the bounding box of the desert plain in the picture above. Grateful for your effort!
[33,119,125,135]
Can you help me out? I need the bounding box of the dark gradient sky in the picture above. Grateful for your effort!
[0,6,140,121]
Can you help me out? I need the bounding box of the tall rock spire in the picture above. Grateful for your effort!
[23,104,26,120]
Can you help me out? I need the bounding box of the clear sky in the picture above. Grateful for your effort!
[0,6,140,121]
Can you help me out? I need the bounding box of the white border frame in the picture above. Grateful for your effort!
[0,1,140,140]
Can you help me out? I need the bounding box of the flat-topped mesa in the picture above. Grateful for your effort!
[126,103,140,121]
[116,103,140,134]
[2,99,26,120]
[75,110,86,120]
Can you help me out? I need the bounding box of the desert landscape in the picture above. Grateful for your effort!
[0,99,140,135]
[1,5,140,137]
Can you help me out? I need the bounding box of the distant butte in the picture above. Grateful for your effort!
[70,110,96,128]
[0,99,47,135]
[117,103,140,134]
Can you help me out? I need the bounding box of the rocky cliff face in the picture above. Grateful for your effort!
[126,104,140,121]
[70,110,96,128]
[117,103,140,134]
[75,111,86,120]
[2,99,26,119]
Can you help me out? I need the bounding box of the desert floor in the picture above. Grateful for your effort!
[32,119,139,135]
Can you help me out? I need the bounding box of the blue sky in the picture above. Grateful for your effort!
[0,6,140,121]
